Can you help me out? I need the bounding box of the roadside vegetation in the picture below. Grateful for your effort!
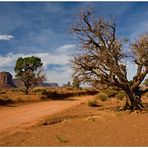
[0,87,99,105]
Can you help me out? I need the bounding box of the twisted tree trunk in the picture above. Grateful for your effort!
[125,87,144,111]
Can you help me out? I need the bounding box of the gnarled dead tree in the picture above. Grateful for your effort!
[71,9,148,111]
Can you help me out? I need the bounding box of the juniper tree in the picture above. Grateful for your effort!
[14,56,45,94]
[71,9,148,110]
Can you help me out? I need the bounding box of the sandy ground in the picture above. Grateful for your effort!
[1,96,148,146]
[0,95,93,137]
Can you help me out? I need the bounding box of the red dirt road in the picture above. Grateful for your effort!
[0,96,93,137]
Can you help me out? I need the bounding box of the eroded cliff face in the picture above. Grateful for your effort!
[0,72,15,88]
[0,71,59,88]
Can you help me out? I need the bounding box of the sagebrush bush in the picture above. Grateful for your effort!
[64,87,74,91]
[87,99,98,107]
[96,93,108,101]
[115,92,125,100]
[33,88,47,95]
[33,87,98,100]
[48,90,59,98]
[105,89,118,98]
[0,98,13,105]
[39,94,48,100]
[11,88,20,92]
[0,95,13,105]
[16,97,24,102]
[2,95,8,100]
[0,89,6,94]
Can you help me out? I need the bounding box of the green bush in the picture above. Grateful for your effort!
[87,99,98,107]
[33,88,47,95]
[48,90,59,98]
[96,93,108,101]
[105,89,118,98]
[11,88,20,92]
[115,92,125,100]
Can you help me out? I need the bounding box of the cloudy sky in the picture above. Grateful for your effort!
[0,2,148,85]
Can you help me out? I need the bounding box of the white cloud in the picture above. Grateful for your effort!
[0,34,14,40]
[56,44,76,55]
[0,44,75,85]
[0,44,75,67]
[0,43,142,85]
[46,65,73,86]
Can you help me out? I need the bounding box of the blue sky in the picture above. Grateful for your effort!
[0,2,148,85]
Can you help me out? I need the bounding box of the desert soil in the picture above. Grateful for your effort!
[1,96,148,146]
[0,95,93,138]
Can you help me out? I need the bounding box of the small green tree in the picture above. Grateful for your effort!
[14,56,44,94]
[72,76,80,89]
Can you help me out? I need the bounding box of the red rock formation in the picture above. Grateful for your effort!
[12,78,24,88]
[0,71,15,88]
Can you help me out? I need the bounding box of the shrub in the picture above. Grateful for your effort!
[96,93,108,101]
[11,88,20,92]
[48,90,59,98]
[105,89,118,98]
[64,87,74,91]
[33,88,47,95]
[0,89,6,94]
[0,95,13,105]
[116,92,125,100]
[35,88,98,100]
[87,99,98,107]
[40,89,48,95]
[0,99,13,105]
[39,95,48,100]
[16,97,24,102]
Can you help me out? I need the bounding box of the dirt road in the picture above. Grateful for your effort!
[0,96,93,137]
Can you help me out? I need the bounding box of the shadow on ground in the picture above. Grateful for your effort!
[0,99,15,106]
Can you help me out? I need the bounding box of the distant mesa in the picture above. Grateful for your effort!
[12,78,24,88]
[0,71,16,88]
[0,71,59,88]
[42,82,59,87]
[13,78,59,88]
[13,79,59,88]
